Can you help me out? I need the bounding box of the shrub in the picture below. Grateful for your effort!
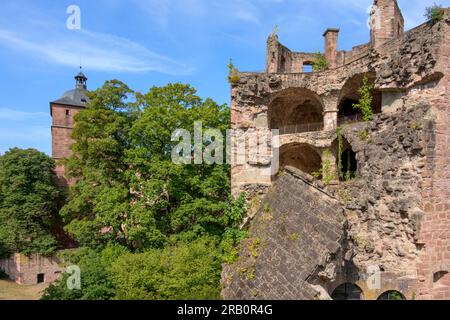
[228,59,240,85]
[312,52,329,72]
[425,3,445,25]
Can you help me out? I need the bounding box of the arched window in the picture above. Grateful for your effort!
[331,283,364,300]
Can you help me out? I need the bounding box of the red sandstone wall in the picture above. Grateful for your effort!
[0,254,63,285]
[417,17,450,300]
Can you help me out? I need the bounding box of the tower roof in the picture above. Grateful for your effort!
[51,68,89,107]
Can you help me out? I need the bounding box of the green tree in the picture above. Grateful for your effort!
[0,148,61,257]
[62,82,232,251]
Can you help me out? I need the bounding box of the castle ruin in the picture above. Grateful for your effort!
[224,0,450,300]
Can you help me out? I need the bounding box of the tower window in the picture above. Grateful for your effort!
[65,109,70,116]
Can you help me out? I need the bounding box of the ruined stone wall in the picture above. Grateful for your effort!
[222,167,346,300]
[0,253,63,285]
[226,100,437,300]
[414,13,450,300]
[329,102,433,299]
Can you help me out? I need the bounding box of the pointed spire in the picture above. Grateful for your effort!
[75,66,87,90]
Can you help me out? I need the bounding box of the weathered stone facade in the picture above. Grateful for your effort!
[0,253,63,286]
[226,1,450,300]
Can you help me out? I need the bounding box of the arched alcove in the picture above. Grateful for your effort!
[337,73,382,125]
[332,137,358,181]
[377,290,406,300]
[269,88,324,134]
[278,143,322,176]
[331,283,364,300]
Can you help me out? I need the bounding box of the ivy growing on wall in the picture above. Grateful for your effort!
[353,75,374,121]
[337,126,344,180]
[312,149,335,185]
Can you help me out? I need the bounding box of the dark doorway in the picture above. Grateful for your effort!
[37,273,45,284]
[341,148,357,180]
[331,283,364,300]
[377,290,406,300]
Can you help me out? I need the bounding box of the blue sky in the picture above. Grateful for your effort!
[0,0,448,155]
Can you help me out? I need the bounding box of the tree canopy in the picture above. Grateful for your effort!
[0,148,62,257]
[43,81,246,300]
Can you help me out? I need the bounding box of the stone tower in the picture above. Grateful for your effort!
[50,69,89,186]
[370,0,404,48]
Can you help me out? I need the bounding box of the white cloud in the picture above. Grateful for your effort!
[0,28,193,75]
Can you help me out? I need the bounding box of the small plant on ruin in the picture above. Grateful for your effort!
[272,24,279,37]
[228,59,240,85]
[337,126,344,180]
[312,149,335,185]
[312,52,329,72]
[425,3,445,25]
[359,129,370,141]
[353,76,374,121]
[410,121,421,130]
[249,238,261,258]
[290,233,299,241]
[221,194,249,264]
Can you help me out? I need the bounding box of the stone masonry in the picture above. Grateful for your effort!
[226,1,450,300]
[0,253,63,286]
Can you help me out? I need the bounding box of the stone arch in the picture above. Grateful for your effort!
[331,283,364,300]
[268,88,324,134]
[337,73,382,125]
[278,143,322,176]
[377,290,406,300]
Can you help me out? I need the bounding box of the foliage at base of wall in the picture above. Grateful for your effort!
[42,238,225,300]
